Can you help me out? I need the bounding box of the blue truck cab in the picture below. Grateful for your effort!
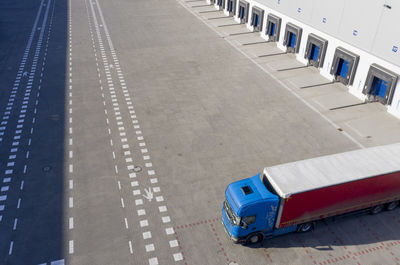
[222,173,294,244]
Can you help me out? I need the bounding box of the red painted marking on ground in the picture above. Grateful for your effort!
[174,217,219,230]
[208,223,232,263]
[174,231,188,264]
[263,249,273,263]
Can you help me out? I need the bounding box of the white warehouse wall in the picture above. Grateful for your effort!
[207,0,400,119]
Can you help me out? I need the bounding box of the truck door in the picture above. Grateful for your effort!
[239,200,277,238]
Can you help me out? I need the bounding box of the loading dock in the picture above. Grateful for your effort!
[250,6,264,32]
[330,47,359,86]
[266,14,281,42]
[363,64,398,105]
[216,0,225,10]
[283,23,302,53]
[238,1,249,24]
[304,34,328,68]
[227,0,236,16]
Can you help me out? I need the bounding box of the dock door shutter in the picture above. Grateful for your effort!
[266,14,281,42]
[217,0,225,9]
[238,1,249,23]
[227,0,236,16]
[330,47,359,86]
[304,34,328,68]
[363,64,398,105]
[283,23,302,53]
[250,6,264,32]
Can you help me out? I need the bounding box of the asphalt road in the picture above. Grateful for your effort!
[0,0,399,264]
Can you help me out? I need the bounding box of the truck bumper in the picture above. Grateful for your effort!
[221,220,240,243]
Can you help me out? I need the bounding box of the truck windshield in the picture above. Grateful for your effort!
[224,200,241,226]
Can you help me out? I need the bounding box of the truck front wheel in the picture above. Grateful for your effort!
[297,222,314,233]
[245,233,263,245]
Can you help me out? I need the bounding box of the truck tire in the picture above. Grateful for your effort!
[246,233,263,245]
[297,222,314,233]
[370,204,384,214]
[386,201,399,211]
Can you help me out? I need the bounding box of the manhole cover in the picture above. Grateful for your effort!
[42,166,52,172]
[133,166,142,172]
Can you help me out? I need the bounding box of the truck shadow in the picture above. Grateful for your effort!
[248,208,400,250]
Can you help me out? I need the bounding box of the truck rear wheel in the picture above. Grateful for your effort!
[297,222,314,233]
[386,201,399,211]
[370,204,384,214]
[246,233,263,245]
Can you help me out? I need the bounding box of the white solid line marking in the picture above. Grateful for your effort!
[69,240,74,254]
[143,231,152,239]
[140,219,149,227]
[131,181,138,187]
[148,257,158,265]
[150,178,158,184]
[13,218,18,230]
[169,240,179,248]
[9,241,13,255]
[129,241,133,254]
[162,216,171,223]
[166,227,174,235]
[69,217,74,229]
[173,253,183,261]
[145,244,155,252]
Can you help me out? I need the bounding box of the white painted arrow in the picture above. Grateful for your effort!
[143,187,153,202]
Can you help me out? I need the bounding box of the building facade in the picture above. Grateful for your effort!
[209,0,400,118]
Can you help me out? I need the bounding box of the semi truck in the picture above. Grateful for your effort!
[222,143,400,244]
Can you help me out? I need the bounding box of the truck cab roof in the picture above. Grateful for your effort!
[226,174,278,214]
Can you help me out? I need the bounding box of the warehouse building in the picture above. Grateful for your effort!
[209,0,400,118]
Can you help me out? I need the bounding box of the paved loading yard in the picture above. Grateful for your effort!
[0,0,399,264]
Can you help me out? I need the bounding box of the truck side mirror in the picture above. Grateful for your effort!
[241,222,248,230]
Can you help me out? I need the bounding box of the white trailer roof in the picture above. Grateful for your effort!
[264,143,400,198]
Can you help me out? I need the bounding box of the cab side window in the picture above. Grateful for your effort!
[242,215,256,225]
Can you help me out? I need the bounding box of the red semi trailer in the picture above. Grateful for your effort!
[222,143,400,244]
